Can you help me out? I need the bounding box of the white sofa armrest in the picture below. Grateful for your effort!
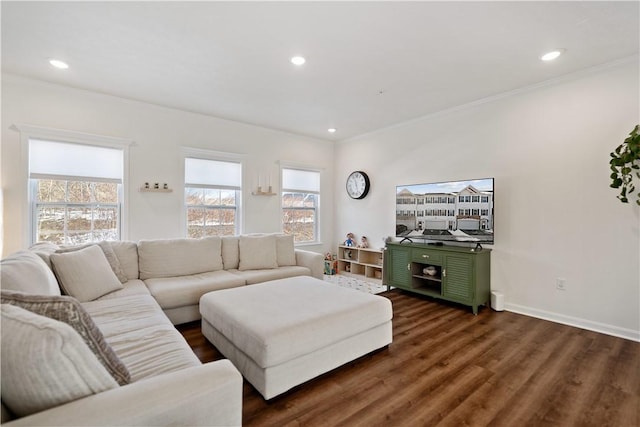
[4,360,242,427]
[295,249,324,279]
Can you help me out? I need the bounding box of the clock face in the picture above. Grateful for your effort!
[346,171,370,199]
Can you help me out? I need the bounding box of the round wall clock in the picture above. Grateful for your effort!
[346,171,370,199]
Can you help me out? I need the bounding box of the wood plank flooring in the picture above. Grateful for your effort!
[177,289,640,427]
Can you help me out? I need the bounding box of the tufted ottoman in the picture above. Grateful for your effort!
[199,276,393,399]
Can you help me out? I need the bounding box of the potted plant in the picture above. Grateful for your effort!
[610,125,640,205]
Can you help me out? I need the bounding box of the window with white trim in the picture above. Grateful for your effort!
[29,139,124,245]
[185,157,242,237]
[281,167,320,243]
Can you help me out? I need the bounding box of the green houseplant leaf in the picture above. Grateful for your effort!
[610,125,640,205]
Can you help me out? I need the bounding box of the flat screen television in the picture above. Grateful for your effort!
[396,178,494,245]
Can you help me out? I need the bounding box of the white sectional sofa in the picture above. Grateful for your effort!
[0,234,324,426]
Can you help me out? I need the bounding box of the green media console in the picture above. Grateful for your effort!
[383,242,491,314]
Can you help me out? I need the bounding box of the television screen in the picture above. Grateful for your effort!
[396,178,494,244]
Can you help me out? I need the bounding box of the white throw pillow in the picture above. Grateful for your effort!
[238,234,279,271]
[0,250,61,295]
[0,304,118,418]
[50,245,124,302]
[56,242,128,283]
[275,234,296,266]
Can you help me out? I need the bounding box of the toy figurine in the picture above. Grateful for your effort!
[358,236,370,249]
[344,232,355,247]
[324,252,333,260]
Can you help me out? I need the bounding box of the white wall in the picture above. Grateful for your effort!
[335,59,640,340]
[1,74,334,256]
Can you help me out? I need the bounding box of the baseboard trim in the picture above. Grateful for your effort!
[504,303,640,342]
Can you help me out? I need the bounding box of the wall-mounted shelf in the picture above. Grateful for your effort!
[252,186,276,196]
[139,187,173,193]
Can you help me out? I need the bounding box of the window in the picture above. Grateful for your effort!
[185,157,242,237]
[282,167,320,243]
[29,139,124,245]
[472,195,480,203]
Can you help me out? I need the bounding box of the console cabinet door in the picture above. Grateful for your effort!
[442,255,474,303]
[386,246,411,287]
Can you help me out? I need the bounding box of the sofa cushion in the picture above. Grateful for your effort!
[0,291,130,386]
[238,234,278,271]
[138,237,223,280]
[95,279,151,300]
[28,241,59,269]
[50,245,124,302]
[82,295,202,381]
[56,242,128,283]
[0,250,61,295]
[109,241,139,280]
[229,266,311,285]
[0,304,118,418]
[144,270,246,310]
[221,236,240,270]
[275,234,296,266]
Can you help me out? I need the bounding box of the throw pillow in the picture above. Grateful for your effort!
[0,304,118,418]
[0,290,130,386]
[238,234,279,271]
[0,250,61,295]
[56,241,128,283]
[50,245,124,302]
[275,234,296,266]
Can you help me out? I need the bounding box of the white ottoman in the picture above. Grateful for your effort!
[200,276,393,399]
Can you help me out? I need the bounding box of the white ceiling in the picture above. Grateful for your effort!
[2,2,638,141]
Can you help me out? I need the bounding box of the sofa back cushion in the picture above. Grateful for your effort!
[221,236,240,270]
[50,245,124,302]
[0,291,130,386]
[1,304,118,418]
[138,237,223,280]
[238,234,279,271]
[275,234,296,266]
[28,241,59,269]
[109,241,139,280]
[0,250,61,295]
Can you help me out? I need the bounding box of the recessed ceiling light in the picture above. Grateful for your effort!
[291,56,306,66]
[328,128,337,133]
[49,59,69,69]
[540,49,565,61]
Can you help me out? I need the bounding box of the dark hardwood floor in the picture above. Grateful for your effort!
[177,289,640,427]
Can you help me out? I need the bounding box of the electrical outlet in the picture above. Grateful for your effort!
[556,278,567,291]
